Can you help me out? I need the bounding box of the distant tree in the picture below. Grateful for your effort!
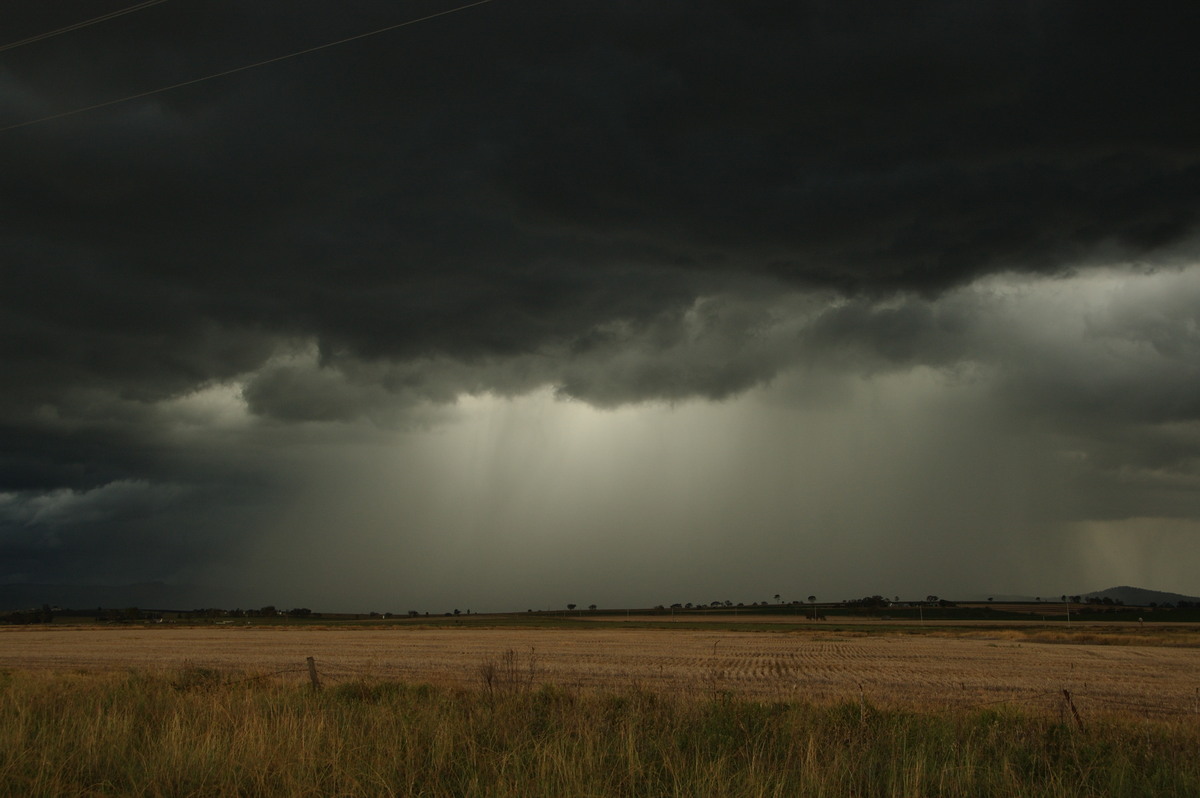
[845,595,889,609]
[808,595,817,619]
[260,605,276,617]
[453,609,461,616]
[774,594,781,604]
[926,595,938,604]
[567,604,576,611]
[588,604,597,611]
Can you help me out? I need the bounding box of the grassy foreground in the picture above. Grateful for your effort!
[0,668,1196,797]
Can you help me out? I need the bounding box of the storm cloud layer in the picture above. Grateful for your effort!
[3,1,1199,609]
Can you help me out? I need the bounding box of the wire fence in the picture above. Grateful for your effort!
[204,656,1200,723]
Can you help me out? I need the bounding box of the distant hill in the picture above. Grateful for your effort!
[1085,586,1200,606]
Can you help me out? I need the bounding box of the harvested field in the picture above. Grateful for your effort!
[2,624,1198,718]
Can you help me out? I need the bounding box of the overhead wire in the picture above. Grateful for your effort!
[0,0,495,134]
[0,0,171,54]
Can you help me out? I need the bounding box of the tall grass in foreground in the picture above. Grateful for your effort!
[0,668,1196,797]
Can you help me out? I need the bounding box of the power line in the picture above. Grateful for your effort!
[0,0,496,134]
[0,0,171,54]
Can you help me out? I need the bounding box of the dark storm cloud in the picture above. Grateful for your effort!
[0,478,265,586]
[4,1,1198,393]
[3,1,1200,597]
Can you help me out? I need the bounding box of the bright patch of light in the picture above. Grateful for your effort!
[159,382,251,429]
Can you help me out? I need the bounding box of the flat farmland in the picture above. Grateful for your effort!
[2,623,1198,718]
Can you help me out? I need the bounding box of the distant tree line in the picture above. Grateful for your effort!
[0,604,55,624]
[178,606,318,619]
[7,594,1197,625]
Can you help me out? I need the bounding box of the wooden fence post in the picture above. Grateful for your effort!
[1062,689,1084,731]
[307,656,322,692]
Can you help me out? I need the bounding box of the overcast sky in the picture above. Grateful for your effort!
[3,1,1200,612]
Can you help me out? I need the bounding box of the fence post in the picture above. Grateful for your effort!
[306,656,322,692]
[1061,689,1084,731]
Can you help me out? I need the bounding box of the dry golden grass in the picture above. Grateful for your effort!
[3,666,1197,797]
[2,624,1197,718]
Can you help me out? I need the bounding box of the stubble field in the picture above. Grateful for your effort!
[3,620,1200,796]
[3,620,1197,717]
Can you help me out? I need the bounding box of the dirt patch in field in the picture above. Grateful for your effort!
[1,625,1196,717]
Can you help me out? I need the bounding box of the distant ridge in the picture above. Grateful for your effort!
[1085,586,1200,606]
